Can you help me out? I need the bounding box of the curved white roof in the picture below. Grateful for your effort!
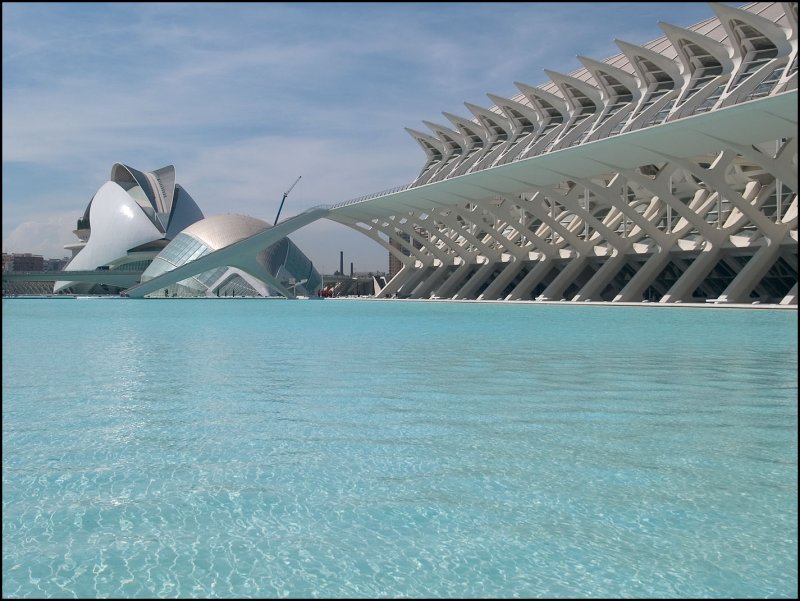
[55,181,164,292]
[181,214,270,251]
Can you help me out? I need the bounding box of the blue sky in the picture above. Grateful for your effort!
[3,2,721,273]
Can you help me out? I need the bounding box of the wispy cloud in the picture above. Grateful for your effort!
[2,2,718,270]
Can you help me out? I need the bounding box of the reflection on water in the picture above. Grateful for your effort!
[2,299,797,598]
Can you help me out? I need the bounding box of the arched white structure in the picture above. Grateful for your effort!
[57,164,321,298]
[56,164,204,293]
[324,1,797,305]
[139,214,321,298]
[52,3,797,305]
[124,207,328,299]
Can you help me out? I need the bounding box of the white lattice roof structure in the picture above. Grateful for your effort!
[321,1,797,305]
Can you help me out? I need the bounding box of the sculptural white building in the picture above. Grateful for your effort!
[55,2,798,305]
[57,164,321,298]
[139,214,320,298]
[322,1,797,304]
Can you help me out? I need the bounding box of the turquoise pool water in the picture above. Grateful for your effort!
[2,299,797,598]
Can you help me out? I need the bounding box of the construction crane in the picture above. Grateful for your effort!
[274,175,302,225]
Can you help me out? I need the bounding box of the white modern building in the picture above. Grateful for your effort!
[57,163,321,298]
[55,163,204,294]
[57,2,798,305]
[139,214,320,298]
[321,1,797,305]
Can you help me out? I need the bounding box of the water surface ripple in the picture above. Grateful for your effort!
[2,299,797,598]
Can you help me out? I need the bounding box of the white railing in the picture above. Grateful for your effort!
[326,183,413,210]
[323,85,793,212]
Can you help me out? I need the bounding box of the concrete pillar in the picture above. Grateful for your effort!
[407,265,441,298]
[780,282,797,305]
[411,263,452,298]
[378,266,411,298]
[396,264,433,298]
[614,250,672,302]
[454,261,498,299]
[478,260,525,300]
[660,246,721,303]
[506,258,553,300]
[572,252,628,301]
[717,241,783,303]
[540,256,588,300]
[434,261,476,299]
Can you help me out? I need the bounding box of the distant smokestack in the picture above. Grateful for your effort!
[350,262,354,277]
[339,251,344,275]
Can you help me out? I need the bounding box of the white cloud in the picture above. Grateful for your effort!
[2,211,77,259]
[2,2,718,272]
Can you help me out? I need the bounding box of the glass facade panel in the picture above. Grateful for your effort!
[140,233,211,282]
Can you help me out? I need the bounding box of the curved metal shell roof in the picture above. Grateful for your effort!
[181,214,271,251]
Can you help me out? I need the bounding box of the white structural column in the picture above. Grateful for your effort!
[434,261,479,299]
[410,262,452,299]
[658,149,791,301]
[381,218,446,297]
[569,175,663,301]
[617,162,734,302]
[425,206,499,298]
[452,260,498,299]
[533,178,633,300]
[781,283,798,304]
[379,204,486,298]
[719,238,784,302]
[470,198,539,300]
[388,212,466,298]
[506,259,555,301]
[378,266,411,298]
[504,192,591,300]
[451,200,528,299]
[332,215,434,298]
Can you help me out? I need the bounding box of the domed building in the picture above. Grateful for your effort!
[140,214,321,298]
[56,163,204,294]
[57,163,321,298]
